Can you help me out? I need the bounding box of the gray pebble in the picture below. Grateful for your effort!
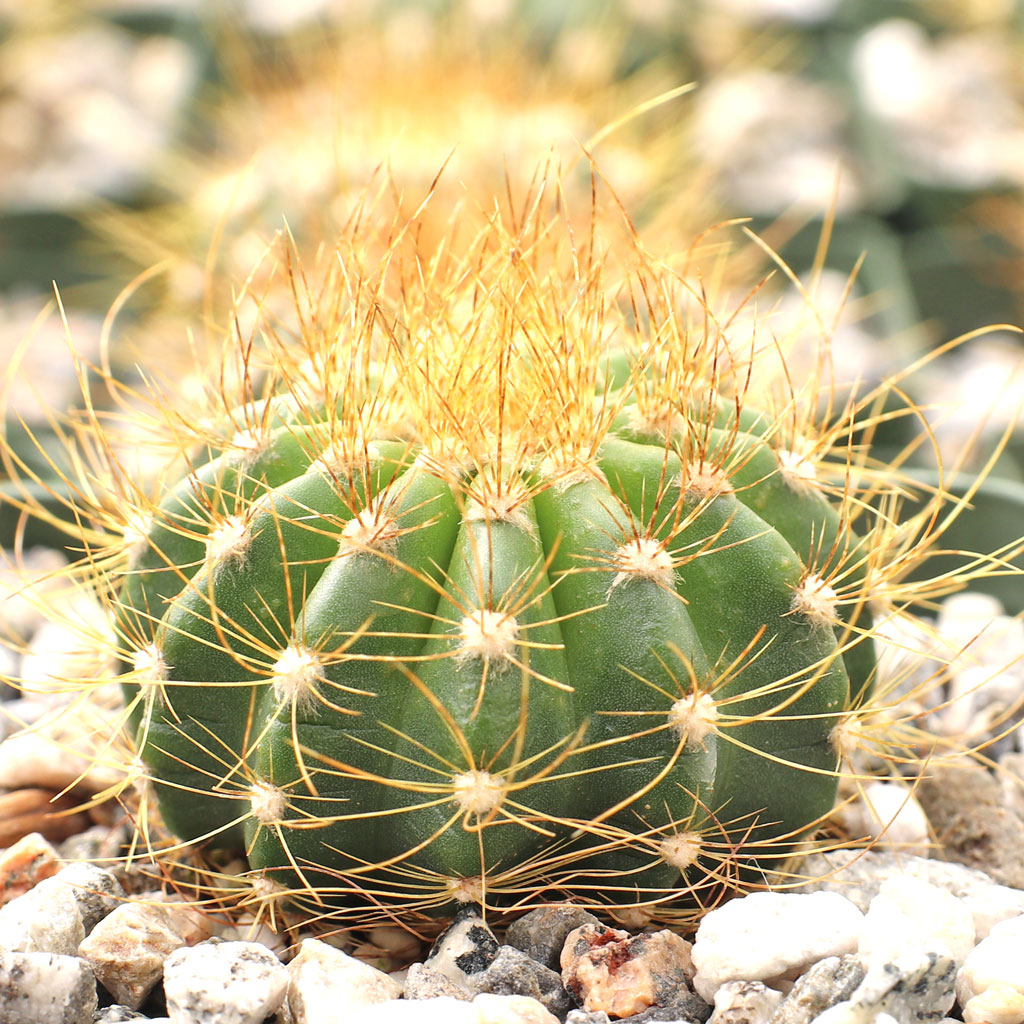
[915,762,1024,890]
[0,948,98,1024]
[60,861,126,932]
[93,1008,148,1022]
[463,943,573,1019]
[504,906,602,971]
[767,955,864,1023]
[616,992,711,1023]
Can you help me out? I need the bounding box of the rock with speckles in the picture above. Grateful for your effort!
[0,948,97,1024]
[767,955,863,1023]
[812,948,957,1024]
[707,980,781,1023]
[464,944,573,1018]
[162,940,287,1024]
[404,961,473,1001]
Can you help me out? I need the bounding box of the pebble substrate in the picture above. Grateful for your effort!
[3,548,1024,1024]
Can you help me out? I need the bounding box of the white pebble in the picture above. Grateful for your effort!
[348,995,482,1023]
[287,937,403,1022]
[0,949,97,1024]
[691,891,863,1002]
[937,593,1018,664]
[859,876,975,967]
[957,912,1024,1017]
[707,979,782,1023]
[836,781,931,856]
[473,993,559,1023]
[346,993,558,1024]
[0,861,122,954]
[962,983,1024,1024]
[796,849,1024,940]
[163,940,288,1024]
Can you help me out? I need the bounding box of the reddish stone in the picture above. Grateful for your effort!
[560,923,695,1018]
[0,831,60,907]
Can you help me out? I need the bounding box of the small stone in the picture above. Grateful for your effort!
[833,780,931,857]
[627,991,711,1022]
[813,948,957,1024]
[915,762,1024,890]
[287,937,403,1023]
[0,787,92,848]
[0,701,123,795]
[347,995,481,1023]
[366,925,423,962]
[0,830,60,906]
[708,980,781,1023]
[565,1011,612,1024]
[767,955,863,1024]
[691,892,862,1002]
[473,992,559,1023]
[504,906,602,971]
[796,848,1024,940]
[858,876,975,967]
[956,912,1024,1019]
[561,923,695,1018]
[93,1007,149,1022]
[961,983,1024,1024]
[425,905,500,984]
[0,948,98,1024]
[60,861,125,932]
[163,940,287,1024]
[464,944,572,1018]
[79,898,213,1009]
[405,961,473,1001]
[0,861,123,954]
[58,822,131,864]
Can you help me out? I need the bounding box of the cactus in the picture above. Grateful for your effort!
[5,180,1008,930]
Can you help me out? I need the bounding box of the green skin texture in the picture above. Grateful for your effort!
[120,410,870,911]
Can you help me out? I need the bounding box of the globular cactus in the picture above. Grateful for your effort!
[14,185,940,929]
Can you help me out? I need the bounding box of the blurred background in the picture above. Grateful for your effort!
[1,0,1023,606]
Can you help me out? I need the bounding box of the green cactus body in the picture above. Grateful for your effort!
[121,379,872,917]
